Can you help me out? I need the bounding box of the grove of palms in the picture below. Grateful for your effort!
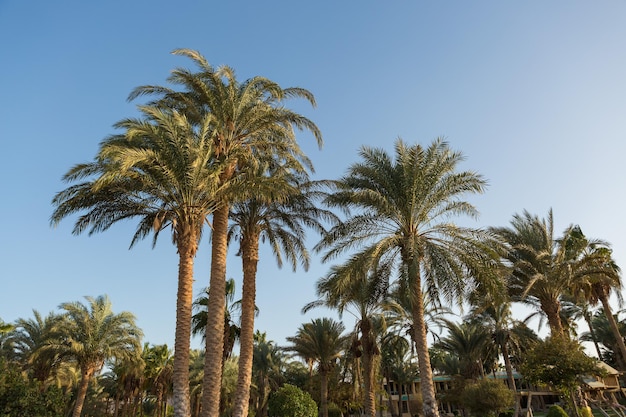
[0,47,619,417]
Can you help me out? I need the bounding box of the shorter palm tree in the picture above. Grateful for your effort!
[434,319,490,380]
[304,261,390,417]
[10,310,64,387]
[45,295,143,417]
[286,318,348,417]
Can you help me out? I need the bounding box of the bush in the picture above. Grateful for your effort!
[327,402,342,417]
[0,364,68,417]
[460,379,514,417]
[546,405,568,417]
[268,384,317,417]
[578,405,592,417]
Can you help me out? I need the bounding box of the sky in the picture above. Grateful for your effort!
[1,1,626,352]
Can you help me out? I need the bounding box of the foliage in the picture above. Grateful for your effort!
[459,378,514,417]
[326,402,342,417]
[268,384,317,417]
[545,404,568,417]
[0,360,69,417]
[519,336,599,394]
[578,405,592,417]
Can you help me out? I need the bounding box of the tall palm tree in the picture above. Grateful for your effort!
[286,318,348,417]
[230,173,333,417]
[45,295,142,417]
[491,210,575,337]
[315,138,498,417]
[51,105,221,417]
[129,48,323,417]
[563,225,626,368]
[304,262,391,417]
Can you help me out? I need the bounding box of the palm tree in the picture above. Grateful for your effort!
[129,48,323,417]
[434,319,490,380]
[286,318,348,417]
[10,310,64,387]
[51,105,222,417]
[563,225,626,368]
[251,332,286,417]
[491,210,575,337]
[103,354,145,417]
[143,344,174,417]
[45,295,142,417]
[304,262,390,417]
[188,349,205,417]
[191,279,242,366]
[229,173,333,417]
[580,309,626,368]
[315,138,498,417]
[380,333,411,417]
[384,283,453,348]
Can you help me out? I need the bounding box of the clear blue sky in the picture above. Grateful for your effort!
[1,1,626,350]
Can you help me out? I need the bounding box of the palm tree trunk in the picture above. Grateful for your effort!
[362,319,377,417]
[409,264,440,417]
[501,341,519,417]
[582,309,603,360]
[172,233,198,417]
[320,369,329,417]
[233,232,260,417]
[72,366,95,417]
[600,294,626,369]
[200,203,229,417]
[542,299,565,337]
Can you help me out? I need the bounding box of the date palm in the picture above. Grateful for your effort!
[143,343,174,417]
[316,138,497,417]
[304,261,391,417]
[10,310,64,387]
[563,225,626,367]
[51,105,222,417]
[286,318,348,417]
[434,319,490,380]
[129,49,322,417]
[191,279,242,364]
[491,210,573,337]
[230,171,334,417]
[251,332,286,417]
[580,308,626,368]
[46,295,142,417]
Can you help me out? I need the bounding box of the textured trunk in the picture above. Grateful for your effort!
[583,309,603,360]
[72,366,95,417]
[361,319,377,417]
[542,299,564,337]
[233,232,260,417]
[501,341,519,417]
[172,231,198,417]
[200,203,229,417]
[409,262,440,417]
[320,369,329,417]
[600,294,626,369]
